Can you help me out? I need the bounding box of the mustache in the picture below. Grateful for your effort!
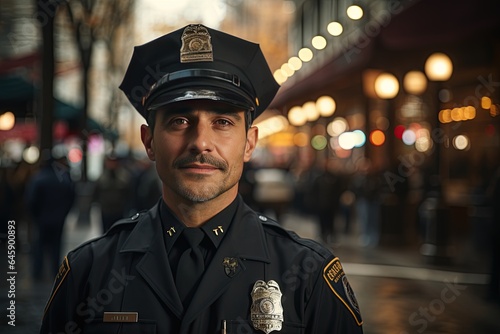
[173,154,228,170]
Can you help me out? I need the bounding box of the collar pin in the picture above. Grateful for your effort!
[166,227,176,237]
[212,225,224,236]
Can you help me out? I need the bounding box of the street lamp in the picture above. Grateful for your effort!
[425,53,453,82]
[403,71,427,95]
[0,111,15,131]
[288,106,308,126]
[303,101,320,122]
[327,0,343,36]
[421,52,453,264]
[316,95,336,117]
[424,52,453,181]
[374,72,399,99]
[311,0,327,50]
[347,4,363,20]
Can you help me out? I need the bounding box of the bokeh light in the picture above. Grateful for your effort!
[311,35,327,50]
[425,52,453,82]
[288,56,303,71]
[23,146,39,164]
[303,101,320,122]
[353,130,366,148]
[0,111,15,131]
[453,135,470,150]
[311,135,328,150]
[316,96,336,117]
[68,147,83,163]
[403,71,427,95]
[288,106,307,126]
[327,21,343,36]
[374,73,399,99]
[298,47,313,62]
[347,5,363,20]
[327,117,348,137]
[402,129,417,145]
[369,130,385,146]
[394,125,405,139]
[293,132,309,147]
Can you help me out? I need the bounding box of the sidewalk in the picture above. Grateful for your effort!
[279,210,492,277]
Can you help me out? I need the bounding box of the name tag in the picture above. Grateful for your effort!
[103,312,138,323]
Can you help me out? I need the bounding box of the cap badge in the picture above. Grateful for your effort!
[250,280,284,333]
[180,24,214,63]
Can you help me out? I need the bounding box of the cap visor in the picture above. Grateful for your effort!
[147,87,255,112]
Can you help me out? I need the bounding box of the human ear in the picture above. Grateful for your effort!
[244,126,258,162]
[141,124,155,161]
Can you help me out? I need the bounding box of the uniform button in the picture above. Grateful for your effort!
[258,215,267,221]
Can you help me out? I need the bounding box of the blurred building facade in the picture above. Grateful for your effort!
[263,0,500,258]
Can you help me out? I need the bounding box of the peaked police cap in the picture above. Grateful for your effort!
[119,24,280,120]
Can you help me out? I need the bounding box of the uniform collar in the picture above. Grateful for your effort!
[160,197,238,252]
[120,196,270,263]
[118,196,271,320]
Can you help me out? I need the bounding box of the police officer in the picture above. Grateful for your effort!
[40,24,363,334]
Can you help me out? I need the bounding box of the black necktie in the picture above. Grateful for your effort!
[175,228,205,306]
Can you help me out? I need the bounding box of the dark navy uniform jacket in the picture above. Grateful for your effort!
[41,196,363,333]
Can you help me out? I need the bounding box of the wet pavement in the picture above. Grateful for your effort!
[1,208,499,333]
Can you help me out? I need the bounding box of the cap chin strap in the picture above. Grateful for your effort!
[144,68,256,107]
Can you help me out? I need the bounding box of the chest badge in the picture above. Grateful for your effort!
[250,280,283,333]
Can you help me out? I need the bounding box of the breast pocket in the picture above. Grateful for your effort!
[82,319,156,334]
[225,319,304,334]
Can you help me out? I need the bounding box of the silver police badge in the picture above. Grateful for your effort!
[250,280,283,333]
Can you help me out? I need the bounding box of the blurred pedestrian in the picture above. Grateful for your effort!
[93,154,133,233]
[25,154,75,281]
[486,165,500,303]
[132,156,162,212]
[308,159,343,245]
[353,162,381,248]
[0,166,15,241]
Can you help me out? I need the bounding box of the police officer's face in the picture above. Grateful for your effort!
[141,100,258,205]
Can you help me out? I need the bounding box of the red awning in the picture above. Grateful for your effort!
[0,121,68,142]
[0,52,39,75]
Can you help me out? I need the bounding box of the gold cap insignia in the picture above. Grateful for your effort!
[250,280,284,333]
[180,24,213,63]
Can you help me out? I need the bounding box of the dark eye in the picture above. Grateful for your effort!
[214,118,234,127]
[166,117,189,129]
[173,118,188,125]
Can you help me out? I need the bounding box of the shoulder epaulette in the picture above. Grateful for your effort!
[257,213,332,259]
[67,212,144,254]
[105,211,143,235]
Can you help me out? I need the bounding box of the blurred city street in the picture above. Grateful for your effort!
[1,0,500,333]
[1,206,499,334]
